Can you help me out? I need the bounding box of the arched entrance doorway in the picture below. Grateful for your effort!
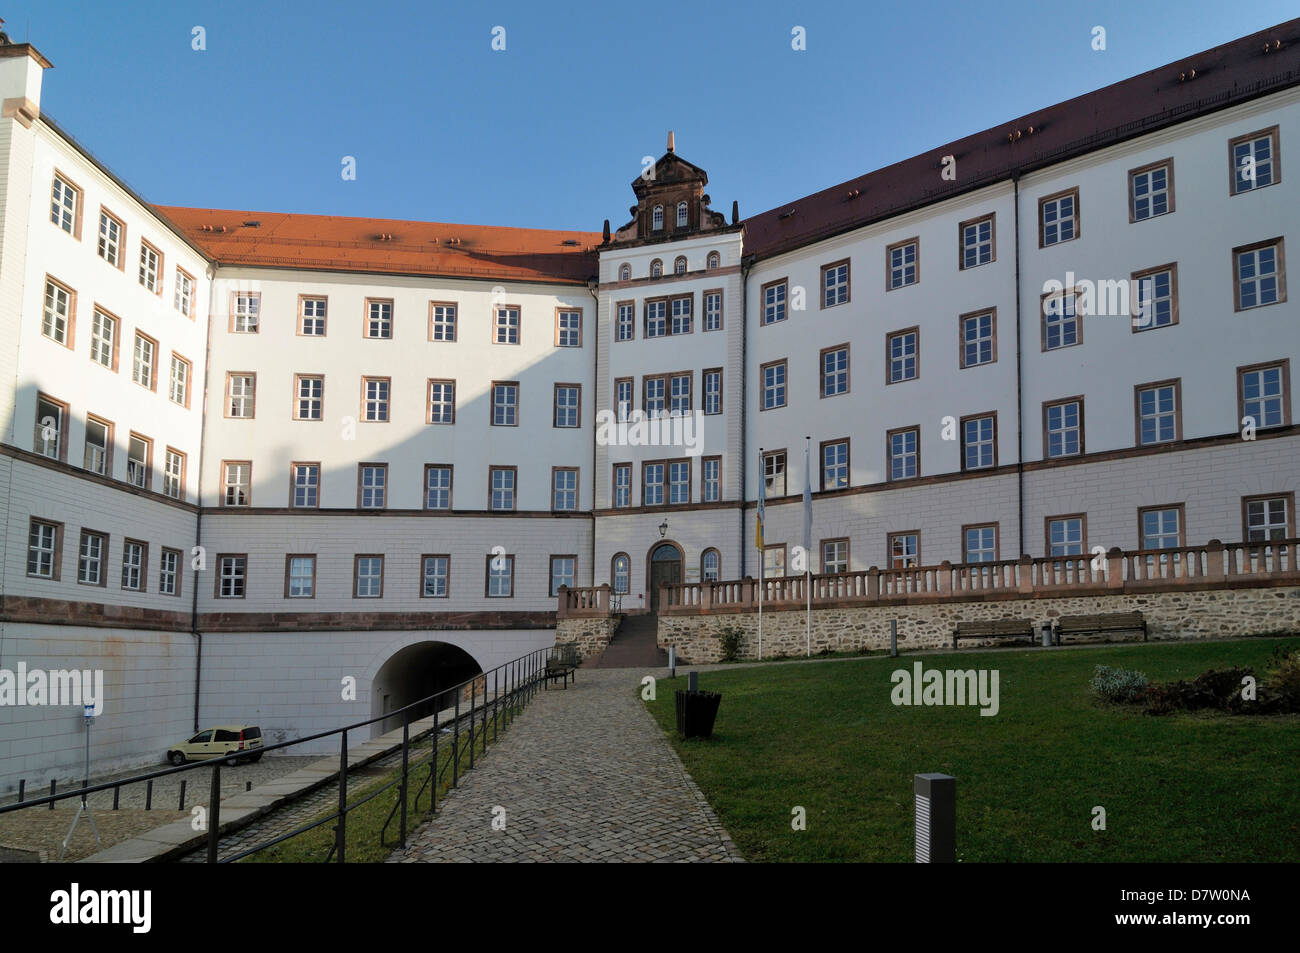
[647,541,683,611]
[370,641,483,736]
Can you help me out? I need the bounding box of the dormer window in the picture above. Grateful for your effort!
[676,202,688,227]
[650,259,663,278]
[652,206,664,230]
[707,251,720,270]
[619,263,631,282]
[674,256,687,275]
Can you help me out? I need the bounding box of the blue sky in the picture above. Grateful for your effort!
[7,0,1296,230]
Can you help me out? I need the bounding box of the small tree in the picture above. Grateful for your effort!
[715,624,745,662]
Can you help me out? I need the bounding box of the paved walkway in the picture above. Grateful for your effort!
[388,668,741,863]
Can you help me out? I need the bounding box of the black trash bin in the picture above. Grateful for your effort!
[675,690,722,739]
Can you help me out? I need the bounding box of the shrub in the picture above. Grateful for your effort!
[1089,665,1150,704]
[715,624,745,662]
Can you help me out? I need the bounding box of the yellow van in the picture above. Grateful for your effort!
[167,725,263,765]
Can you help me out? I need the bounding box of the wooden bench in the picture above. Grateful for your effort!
[1054,612,1147,644]
[544,642,580,689]
[952,619,1036,649]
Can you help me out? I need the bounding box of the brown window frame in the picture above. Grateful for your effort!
[819,343,850,398]
[958,213,996,269]
[1241,492,1297,541]
[819,437,850,492]
[1038,186,1080,248]
[1133,378,1183,446]
[427,378,456,425]
[421,554,452,598]
[138,239,164,295]
[119,538,149,593]
[549,554,579,597]
[961,522,1001,563]
[423,464,454,511]
[1237,359,1292,429]
[214,554,248,599]
[97,206,126,270]
[159,546,184,598]
[1128,158,1175,223]
[132,330,160,393]
[41,275,77,349]
[297,294,328,337]
[760,277,789,326]
[169,352,193,409]
[228,291,261,333]
[357,462,389,510]
[885,326,920,385]
[1130,262,1180,332]
[820,537,850,574]
[551,466,580,512]
[1228,125,1282,196]
[220,459,251,507]
[1042,396,1086,459]
[127,432,154,491]
[553,382,582,429]
[759,359,788,410]
[26,517,64,581]
[1137,503,1188,550]
[363,297,395,340]
[34,392,70,462]
[555,306,584,347]
[428,300,457,342]
[162,445,188,501]
[1044,514,1089,557]
[886,530,921,569]
[761,449,788,498]
[76,529,109,588]
[485,552,516,598]
[958,307,998,368]
[885,425,921,482]
[1232,238,1287,312]
[290,461,322,509]
[614,299,636,341]
[491,303,523,345]
[1040,287,1083,351]
[50,170,85,239]
[361,376,392,423]
[612,462,632,508]
[284,554,318,599]
[701,455,722,503]
[702,367,724,415]
[293,373,325,422]
[89,305,122,371]
[489,379,520,427]
[83,413,114,476]
[820,257,852,308]
[224,371,257,418]
[885,238,919,291]
[959,411,999,472]
[488,465,518,512]
[353,554,385,599]
[175,267,197,320]
[702,288,724,332]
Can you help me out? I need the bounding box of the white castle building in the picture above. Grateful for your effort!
[1,19,1297,788]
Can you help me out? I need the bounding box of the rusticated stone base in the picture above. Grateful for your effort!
[658,587,1300,663]
[554,616,620,660]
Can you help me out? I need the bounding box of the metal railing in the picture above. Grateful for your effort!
[0,644,558,863]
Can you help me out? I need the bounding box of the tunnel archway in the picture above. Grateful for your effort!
[370,641,483,736]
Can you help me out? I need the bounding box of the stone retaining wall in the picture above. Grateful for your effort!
[555,616,620,659]
[657,587,1300,663]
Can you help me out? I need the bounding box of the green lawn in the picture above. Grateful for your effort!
[645,638,1300,862]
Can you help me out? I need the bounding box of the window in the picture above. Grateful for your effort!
[34,394,67,460]
[645,299,667,337]
[1042,291,1080,350]
[964,525,998,563]
[42,278,75,346]
[221,460,250,506]
[612,554,630,593]
[652,205,664,230]
[1243,494,1294,541]
[704,290,722,331]
[613,463,631,508]
[1239,361,1290,430]
[822,539,849,574]
[97,209,124,267]
[83,416,112,475]
[358,464,387,509]
[1047,516,1086,557]
[127,434,152,489]
[887,328,918,384]
[554,384,580,428]
[674,256,687,276]
[888,532,920,569]
[354,556,384,598]
[425,465,452,510]
[1234,239,1285,310]
[428,379,455,425]
[365,298,393,339]
[761,360,787,410]
[132,333,157,390]
[227,373,255,418]
[217,555,247,598]
[960,214,995,268]
[887,427,919,481]
[421,555,450,598]
[1039,188,1079,246]
[78,531,107,586]
[169,354,191,407]
[642,462,665,506]
[701,549,720,582]
[669,373,691,416]
[1135,380,1181,445]
[821,439,849,491]
[295,375,324,421]
[1131,264,1177,331]
[163,448,185,499]
[961,413,996,470]
[703,369,722,415]
[763,545,786,578]
[486,553,514,597]
[363,377,390,422]
[822,259,850,307]
[707,251,720,270]
[644,375,665,419]
[668,460,690,504]
[489,466,516,511]
[1230,127,1279,194]
[286,555,316,598]
[887,239,918,289]
[1140,505,1184,550]
[618,263,631,282]
[175,269,195,318]
[138,241,161,293]
[429,301,456,341]
[231,292,260,332]
[676,202,688,227]
[702,456,721,503]
[493,305,520,344]
[556,308,582,347]
[821,344,849,397]
[292,463,319,508]
[615,378,633,422]
[300,296,327,336]
[960,310,996,367]
[121,540,147,591]
[762,279,787,325]
[553,468,578,511]
[670,295,692,334]
[1043,398,1083,458]
[90,308,118,369]
[650,259,663,278]
[491,381,519,426]
[50,174,81,235]
[616,301,635,341]
[550,556,577,597]
[1129,159,1173,221]
[763,450,787,496]
[27,519,62,579]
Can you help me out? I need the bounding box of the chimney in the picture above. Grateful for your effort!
[0,31,52,127]
[666,130,675,154]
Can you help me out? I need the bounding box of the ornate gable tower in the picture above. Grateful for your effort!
[612,131,730,245]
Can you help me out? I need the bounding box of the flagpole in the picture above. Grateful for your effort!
[805,436,812,658]
[757,446,764,660]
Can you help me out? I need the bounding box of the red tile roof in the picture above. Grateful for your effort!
[743,18,1300,262]
[154,207,601,285]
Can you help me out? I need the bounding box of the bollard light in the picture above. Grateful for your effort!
[688,671,698,692]
[1041,622,1053,647]
[668,644,676,679]
[914,773,956,863]
[890,618,899,657]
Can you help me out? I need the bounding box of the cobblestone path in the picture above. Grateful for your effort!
[388,668,741,863]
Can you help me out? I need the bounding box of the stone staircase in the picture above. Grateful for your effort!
[581,614,668,669]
